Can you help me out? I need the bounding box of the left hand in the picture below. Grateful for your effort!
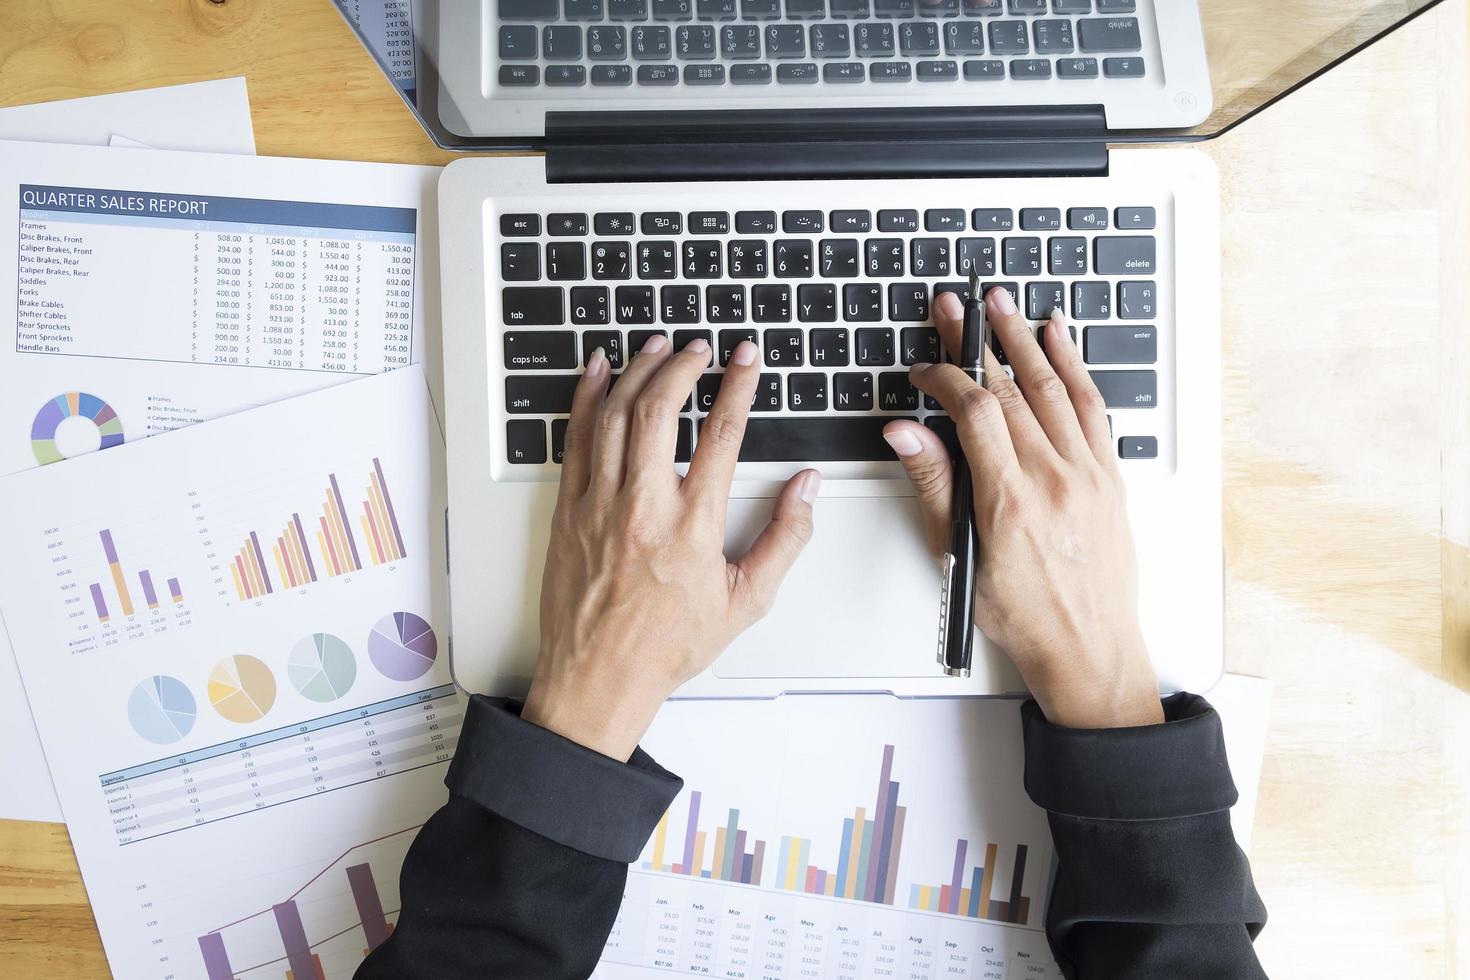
[523,336,821,760]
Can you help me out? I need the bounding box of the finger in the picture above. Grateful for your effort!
[931,289,966,362]
[589,332,672,491]
[882,419,954,557]
[556,346,612,503]
[624,337,711,487]
[908,362,1021,490]
[1041,310,1115,465]
[684,340,760,502]
[728,469,820,628]
[985,287,1091,461]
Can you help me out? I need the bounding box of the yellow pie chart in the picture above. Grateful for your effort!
[207,654,277,723]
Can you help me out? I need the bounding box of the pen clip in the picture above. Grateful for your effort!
[936,552,956,667]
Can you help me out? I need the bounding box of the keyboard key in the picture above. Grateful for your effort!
[989,20,1029,53]
[872,61,916,81]
[787,373,829,411]
[677,25,718,58]
[500,214,541,237]
[763,328,805,365]
[1035,321,1075,348]
[571,286,611,324]
[1020,208,1061,231]
[1003,237,1042,276]
[875,0,915,15]
[879,372,919,410]
[699,0,738,16]
[546,65,587,85]
[593,64,633,84]
[783,210,825,233]
[811,23,852,57]
[684,64,726,84]
[731,63,774,83]
[587,26,628,60]
[634,26,674,59]
[1032,18,1073,52]
[551,418,569,463]
[637,240,678,278]
[1057,56,1099,77]
[1095,236,1155,275]
[918,59,959,80]
[1067,207,1109,230]
[778,62,820,82]
[501,243,540,281]
[502,286,564,325]
[686,212,730,235]
[595,213,635,235]
[1054,0,1093,10]
[921,0,960,12]
[729,417,895,460]
[825,61,866,81]
[543,26,583,60]
[1025,281,1064,319]
[798,283,839,322]
[1097,0,1135,9]
[855,326,895,363]
[500,65,540,86]
[901,21,940,55]
[1089,370,1156,408]
[638,64,680,84]
[775,240,814,277]
[674,329,715,365]
[501,0,560,17]
[500,25,538,60]
[1115,206,1156,229]
[1071,281,1111,319]
[591,241,632,279]
[737,211,778,233]
[1117,280,1155,319]
[643,213,683,235]
[1010,58,1052,79]
[504,331,577,370]
[546,242,586,280]
[1048,236,1087,275]
[900,326,941,365]
[963,59,1005,80]
[1009,0,1046,11]
[661,285,701,323]
[830,0,871,16]
[695,373,724,412]
[878,211,919,234]
[507,420,548,464]
[945,21,986,54]
[1078,16,1141,52]
[1085,324,1156,364]
[982,281,1020,311]
[753,374,782,411]
[766,23,807,57]
[506,375,579,414]
[752,285,792,321]
[728,239,769,277]
[1103,55,1145,77]
[723,24,762,57]
[653,0,694,17]
[718,328,759,364]
[830,210,871,233]
[566,0,604,17]
[675,418,693,462]
[582,330,625,367]
[629,329,669,352]
[972,208,1013,231]
[957,237,997,275]
[548,213,589,236]
[706,285,747,323]
[855,22,895,56]
[834,372,874,411]
[934,280,973,306]
[923,209,965,232]
[889,283,929,321]
[742,0,782,15]
[820,238,861,277]
[787,0,827,14]
[845,284,883,322]
[867,238,904,276]
[808,327,850,365]
[610,0,649,17]
[616,286,656,324]
[911,237,951,276]
[1118,435,1158,459]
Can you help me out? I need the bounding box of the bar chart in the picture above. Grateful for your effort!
[88,528,185,623]
[644,792,767,886]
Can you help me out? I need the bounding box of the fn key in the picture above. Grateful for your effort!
[507,420,547,464]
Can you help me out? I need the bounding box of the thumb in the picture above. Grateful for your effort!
[728,469,820,627]
[883,419,954,558]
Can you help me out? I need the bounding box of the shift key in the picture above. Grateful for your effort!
[502,287,565,325]
[507,375,581,414]
[1089,370,1156,408]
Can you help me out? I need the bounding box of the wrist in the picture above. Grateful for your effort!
[1025,634,1163,730]
[521,673,667,762]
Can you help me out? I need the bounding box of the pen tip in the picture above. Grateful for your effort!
[969,271,981,299]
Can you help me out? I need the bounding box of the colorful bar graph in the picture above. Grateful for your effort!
[138,570,159,610]
[168,577,183,603]
[905,840,1034,925]
[197,932,234,980]
[90,529,181,620]
[360,459,407,566]
[272,900,318,980]
[89,583,109,623]
[644,791,766,886]
[232,532,275,601]
[346,863,392,952]
[100,529,135,616]
[329,474,363,569]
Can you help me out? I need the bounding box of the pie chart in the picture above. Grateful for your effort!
[367,611,437,681]
[207,654,277,723]
[288,632,357,703]
[127,675,197,744]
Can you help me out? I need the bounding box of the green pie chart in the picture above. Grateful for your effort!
[287,632,357,703]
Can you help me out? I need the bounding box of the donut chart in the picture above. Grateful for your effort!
[31,391,124,465]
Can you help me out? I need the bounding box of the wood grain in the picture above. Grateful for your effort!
[0,1,1465,977]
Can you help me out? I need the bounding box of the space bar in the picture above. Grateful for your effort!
[717,418,900,463]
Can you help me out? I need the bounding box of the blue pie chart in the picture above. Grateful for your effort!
[127,675,197,744]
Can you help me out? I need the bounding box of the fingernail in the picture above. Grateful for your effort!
[910,361,935,374]
[799,470,822,504]
[732,340,757,366]
[988,288,1017,316]
[883,428,923,458]
[587,346,607,377]
[641,333,668,354]
[686,337,710,354]
[935,291,964,319]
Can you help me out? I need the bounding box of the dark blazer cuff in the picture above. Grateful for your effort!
[1022,692,1238,821]
[445,695,683,863]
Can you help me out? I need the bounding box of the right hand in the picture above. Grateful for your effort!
[881,288,1164,730]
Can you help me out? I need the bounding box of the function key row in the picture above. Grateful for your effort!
[499,0,1136,21]
[498,56,1143,86]
[500,206,1155,237]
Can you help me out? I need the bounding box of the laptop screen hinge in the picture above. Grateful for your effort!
[544,106,1108,183]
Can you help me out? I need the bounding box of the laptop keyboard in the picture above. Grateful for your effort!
[495,0,1149,89]
[495,192,1166,472]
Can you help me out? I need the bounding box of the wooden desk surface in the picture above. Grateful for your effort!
[1,1,1467,977]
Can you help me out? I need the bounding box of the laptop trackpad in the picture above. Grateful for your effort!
[714,493,941,680]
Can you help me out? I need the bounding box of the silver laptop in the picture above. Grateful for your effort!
[428,0,1223,699]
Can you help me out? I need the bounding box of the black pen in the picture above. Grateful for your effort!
[937,273,988,678]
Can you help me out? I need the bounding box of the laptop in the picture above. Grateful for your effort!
[434,0,1223,699]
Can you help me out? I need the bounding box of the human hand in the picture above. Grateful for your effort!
[523,335,821,760]
[881,289,1163,729]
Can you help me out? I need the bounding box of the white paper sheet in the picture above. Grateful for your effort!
[0,78,255,154]
[0,368,456,980]
[1,136,439,823]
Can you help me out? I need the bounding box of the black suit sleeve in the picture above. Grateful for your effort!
[355,695,681,980]
[1022,692,1269,979]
